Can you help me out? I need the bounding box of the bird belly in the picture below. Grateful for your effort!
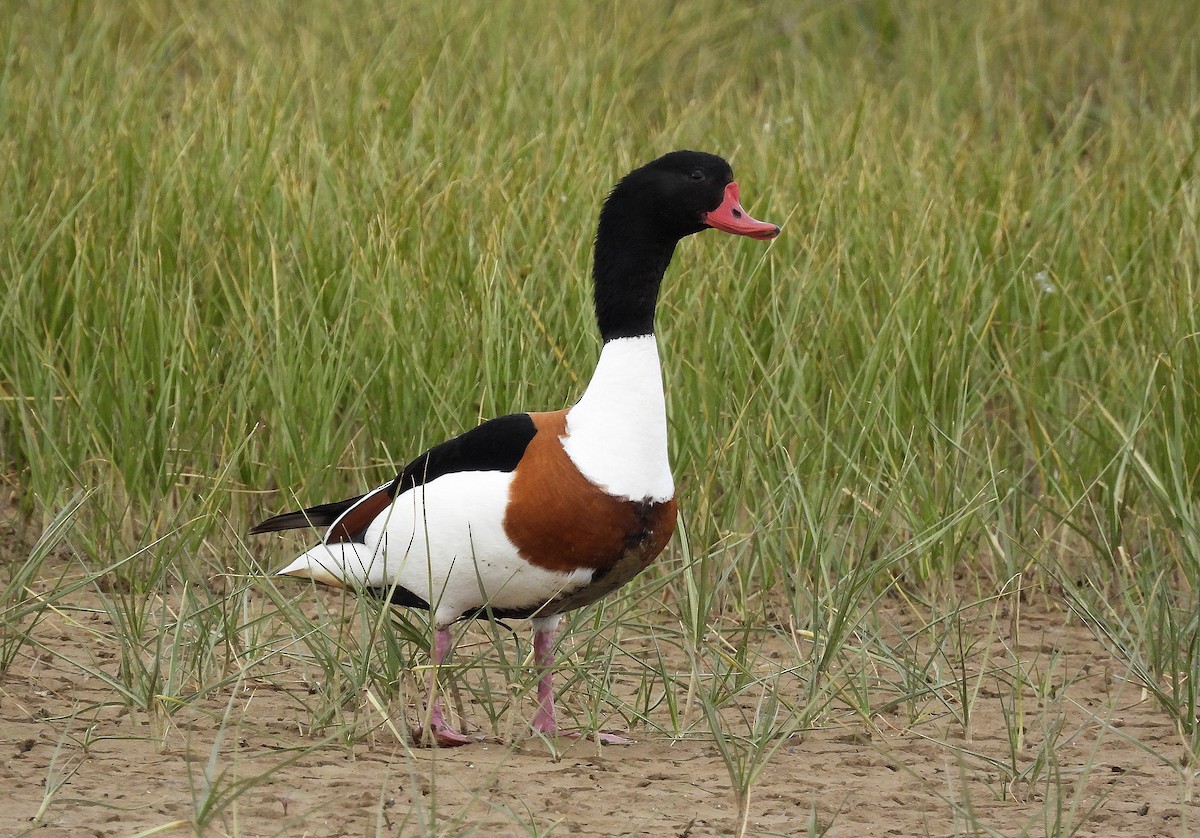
[278,450,675,624]
[360,470,593,624]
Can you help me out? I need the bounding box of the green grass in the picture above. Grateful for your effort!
[2,1,1199,835]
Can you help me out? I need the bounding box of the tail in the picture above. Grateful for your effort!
[249,495,368,535]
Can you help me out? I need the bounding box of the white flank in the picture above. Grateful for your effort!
[561,334,674,502]
[277,470,593,626]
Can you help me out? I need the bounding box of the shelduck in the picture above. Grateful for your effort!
[252,151,780,746]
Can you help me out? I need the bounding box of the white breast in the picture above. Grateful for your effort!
[561,335,674,503]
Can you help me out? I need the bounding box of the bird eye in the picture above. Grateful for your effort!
[690,169,705,181]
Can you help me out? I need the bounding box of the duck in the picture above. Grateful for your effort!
[251,150,780,746]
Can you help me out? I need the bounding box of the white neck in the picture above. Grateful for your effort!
[561,335,674,502]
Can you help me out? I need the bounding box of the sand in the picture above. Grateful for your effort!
[2,535,1196,836]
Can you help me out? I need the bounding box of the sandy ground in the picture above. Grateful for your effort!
[2,521,1197,836]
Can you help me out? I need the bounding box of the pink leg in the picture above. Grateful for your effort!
[530,619,560,735]
[412,626,474,747]
[529,615,632,745]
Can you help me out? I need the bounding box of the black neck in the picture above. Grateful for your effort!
[592,211,679,342]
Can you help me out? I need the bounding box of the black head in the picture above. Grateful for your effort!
[601,150,780,242]
[592,150,779,341]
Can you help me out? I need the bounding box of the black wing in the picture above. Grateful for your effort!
[250,412,539,541]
